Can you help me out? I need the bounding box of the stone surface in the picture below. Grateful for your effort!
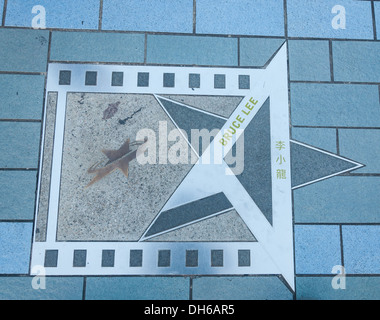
[102,0,193,33]
[296,276,380,300]
[239,38,285,67]
[333,41,380,83]
[294,177,380,223]
[291,83,380,127]
[192,276,293,300]
[55,93,195,241]
[294,225,341,274]
[147,35,238,66]
[35,93,57,241]
[291,127,337,153]
[0,121,41,169]
[0,223,33,274]
[50,31,145,63]
[196,0,284,36]
[6,0,100,29]
[145,192,232,238]
[0,277,84,300]
[287,0,374,39]
[148,209,256,242]
[85,277,190,300]
[288,40,331,81]
[0,28,49,72]
[0,171,37,220]
[0,74,45,120]
[339,129,380,174]
[342,225,380,274]
[290,141,358,188]
[161,95,243,118]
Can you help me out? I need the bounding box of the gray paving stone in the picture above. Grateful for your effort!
[287,0,374,39]
[295,225,341,275]
[85,277,190,300]
[192,276,293,300]
[289,40,331,81]
[239,38,285,67]
[0,28,49,72]
[0,277,84,300]
[0,74,45,120]
[196,0,285,36]
[333,41,380,82]
[296,276,380,300]
[0,223,33,274]
[0,122,41,169]
[291,127,337,153]
[0,171,37,220]
[294,177,380,223]
[102,0,193,33]
[50,31,145,63]
[339,129,380,174]
[291,83,380,127]
[342,225,380,274]
[147,34,238,66]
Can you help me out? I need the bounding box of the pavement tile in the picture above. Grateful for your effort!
[291,127,337,153]
[294,177,380,224]
[294,225,341,274]
[0,28,49,72]
[0,122,41,169]
[296,276,380,300]
[287,0,374,39]
[288,40,331,81]
[291,83,380,127]
[0,74,45,120]
[0,171,37,220]
[0,223,33,274]
[192,276,293,300]
[239,38,285,67]
[102,0,193,33]
[6,0,99,29]
[339,129,380,174]
[0,277,84,300]
[342,225,380,274]
[196,0,284,36]
[85,277,190,300]
[147,34,238,66]
[332,41,380,83]
[50,31,145,63]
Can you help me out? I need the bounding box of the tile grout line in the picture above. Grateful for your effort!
[283,0,288,39]
[291,80,380,85]
[98,0,103,31]
[336,128,340,154]
[193,0,196,34]
[371,0,377,40]
[339,225,345,269]
[1,0,7,26]
[82,276,87,300]
[292,125,380,129]
[189,277,193,300]
[329,40,334,82]
[144,33,147,64]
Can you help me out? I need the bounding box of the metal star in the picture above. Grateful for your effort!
[86,138,147,188]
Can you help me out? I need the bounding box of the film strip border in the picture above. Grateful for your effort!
[45,63,265,95]
[30,242,279,276]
